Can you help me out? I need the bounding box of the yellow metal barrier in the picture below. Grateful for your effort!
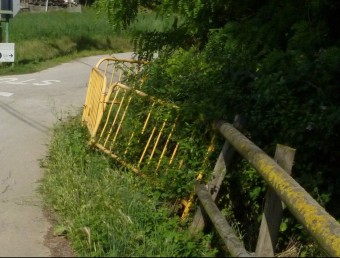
[93,82,180,174]
[82,57,147,138]
[82,57,215,218]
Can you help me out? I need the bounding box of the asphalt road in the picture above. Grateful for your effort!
[0,52,134,256]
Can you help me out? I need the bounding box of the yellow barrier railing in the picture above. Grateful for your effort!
[82,57,147,138]
[94,82,180,174]
[82,57,215,218]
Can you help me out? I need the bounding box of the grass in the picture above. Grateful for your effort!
[0,7,181,75]
[0,7,132,75]
[39,115,217,257]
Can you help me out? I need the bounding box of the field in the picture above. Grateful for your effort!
[1,8,132,74]
[0,7,179,75]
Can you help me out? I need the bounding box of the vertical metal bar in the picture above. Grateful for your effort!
[156,118,178,170]
[111,93,134,144]
[169,143,179,165]
[98,85,122,141]
[141,102,155,134]
[97,81,119,141]
[138,127,156,166]
[106,89,127,148]
[147,118,168,165]
[97,98,116,143]
[102,87,124,147]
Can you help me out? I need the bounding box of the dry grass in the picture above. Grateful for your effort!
[276,238,302,257]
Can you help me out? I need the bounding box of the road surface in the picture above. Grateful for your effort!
[0,52,134,256]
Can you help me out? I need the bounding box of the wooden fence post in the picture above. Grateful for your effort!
[195,182,252,257]
[255,144,296,256]
[189,115,245,236]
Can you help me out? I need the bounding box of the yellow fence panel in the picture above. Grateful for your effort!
[82,68,107,138]
[82,57,146,137]
[82,57,215,219]
[95,83,180,174]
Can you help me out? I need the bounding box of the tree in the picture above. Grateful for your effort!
[97,0,340,254]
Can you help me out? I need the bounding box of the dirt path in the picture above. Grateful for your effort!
[0,53,134,256]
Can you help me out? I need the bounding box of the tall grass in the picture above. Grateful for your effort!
[9,8,120,41]
[0,7,132,74]
[40,115,217,257]
[0,7,181,74]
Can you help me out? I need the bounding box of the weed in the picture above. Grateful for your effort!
[40,115,217,257]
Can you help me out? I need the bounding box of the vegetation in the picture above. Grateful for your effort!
[0,6,218,257]
[3,1,337,256]
[0,7,126,74]
[40,115,217,257]
[94,0,340,256]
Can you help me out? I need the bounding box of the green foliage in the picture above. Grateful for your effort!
[38,0,340,255]
[217,160,267,251]
[95,0,139,30]
[95,0,161,30]
[127,1,340,254]
[95,84,219,201]
[97,0,264,57]
[40,115,217,257]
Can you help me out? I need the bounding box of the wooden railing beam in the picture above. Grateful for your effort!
[195,182,252,257]
[217,121,340,257]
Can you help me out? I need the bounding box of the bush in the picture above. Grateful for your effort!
[137,19,340,254]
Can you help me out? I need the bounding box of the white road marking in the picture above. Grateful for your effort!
[0,92,13,97]
[0,78,61,86]
[33,79,61,86]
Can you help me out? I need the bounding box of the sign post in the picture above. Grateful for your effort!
[0,0,20,63]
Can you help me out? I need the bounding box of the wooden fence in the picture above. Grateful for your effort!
[190,118,340,257]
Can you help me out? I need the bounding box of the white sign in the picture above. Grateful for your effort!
[0,0,20,18]
[12,0,20,17]
[0,43,15,62]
